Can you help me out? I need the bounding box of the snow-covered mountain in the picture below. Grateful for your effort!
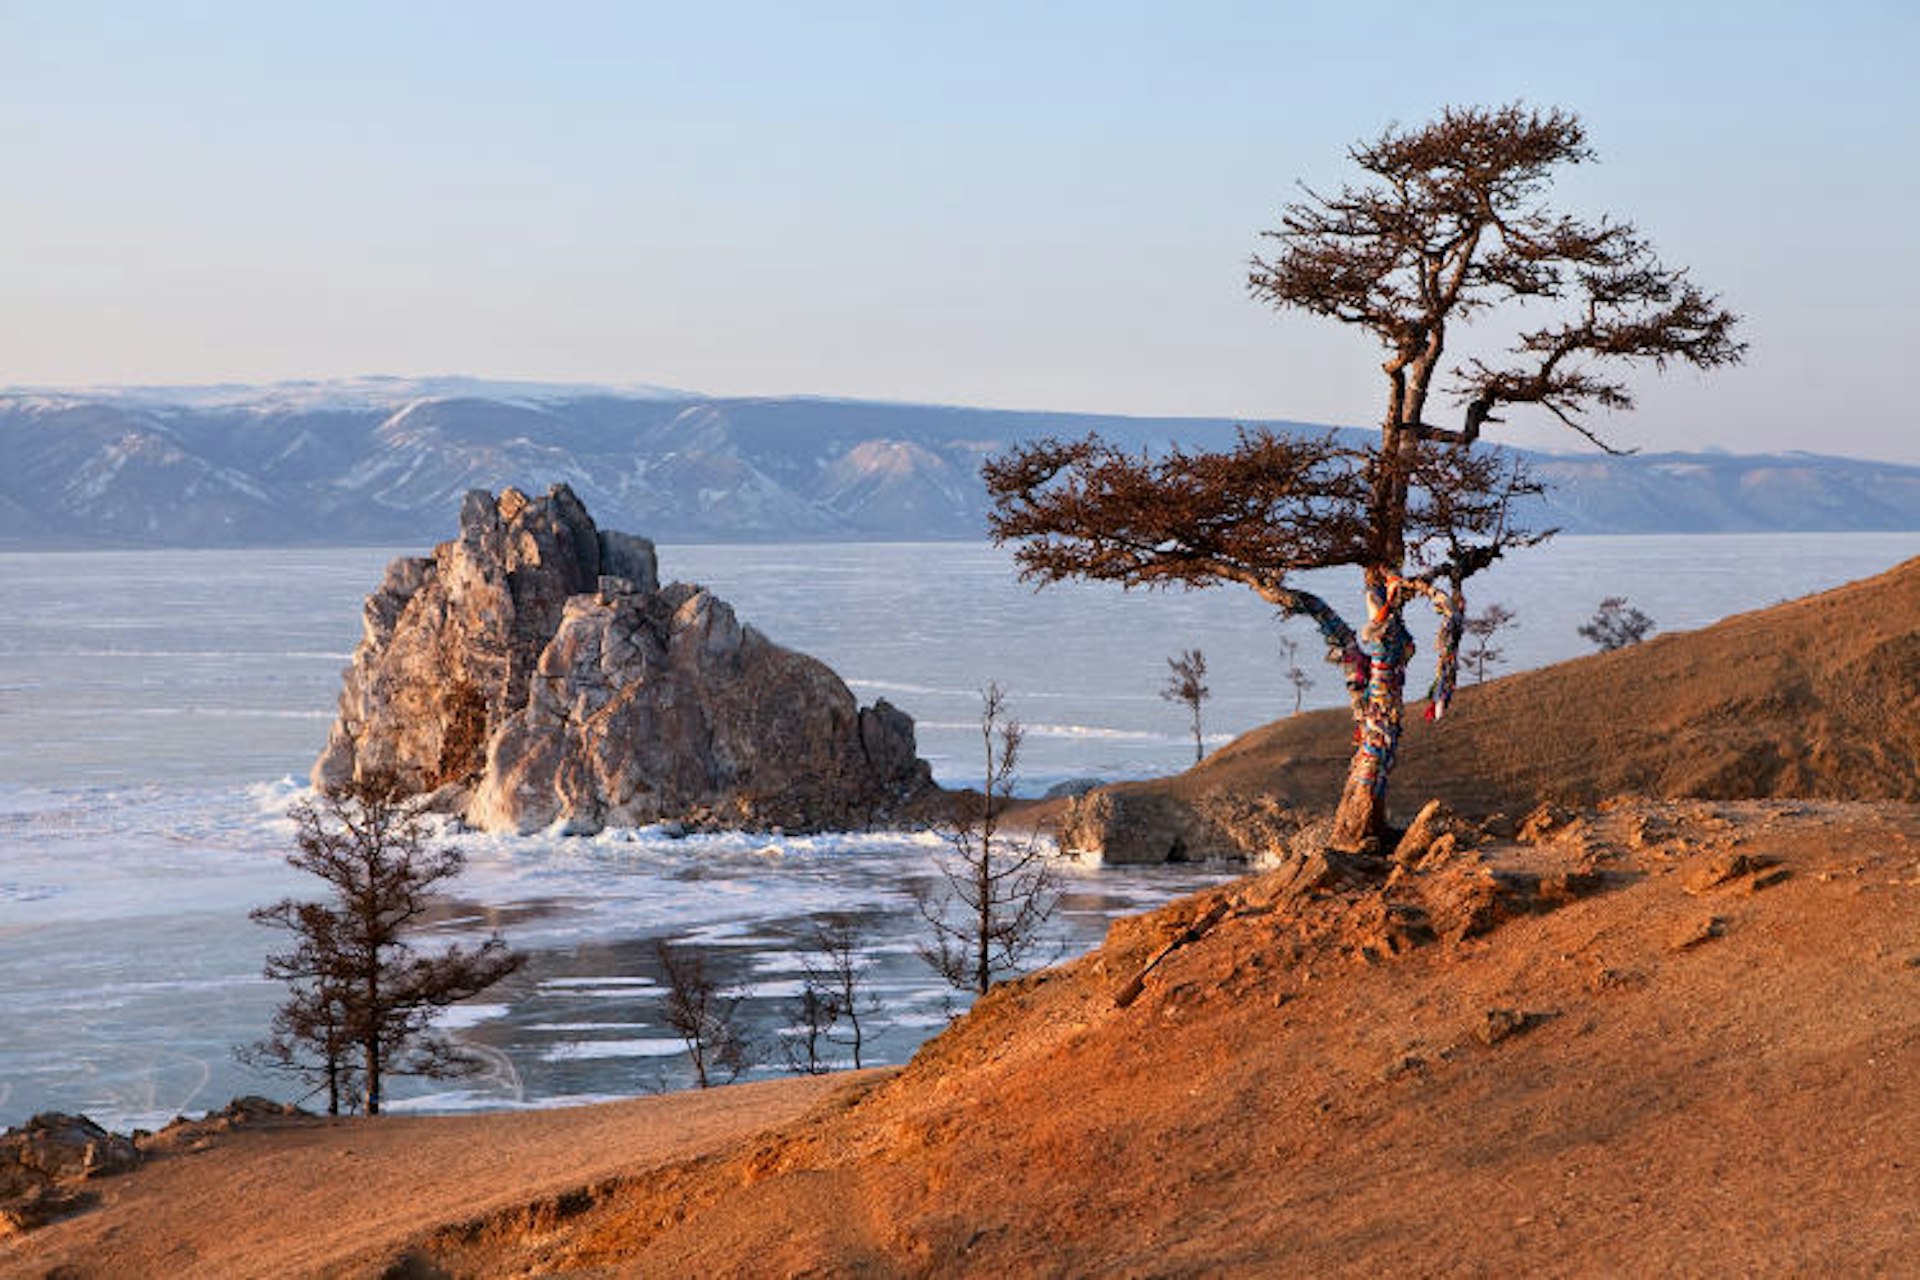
[0,380,1914,546]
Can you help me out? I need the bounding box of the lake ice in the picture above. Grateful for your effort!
[0,533,1913,1129]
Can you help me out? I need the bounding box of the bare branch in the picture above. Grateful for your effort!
[1541,402,1639,456]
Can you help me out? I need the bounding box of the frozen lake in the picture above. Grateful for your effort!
[1,532,1914,1128]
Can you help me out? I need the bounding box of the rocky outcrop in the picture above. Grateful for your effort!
[1,1113,138,1235]
[0,1099,314,1237]
[1056,787,1313,865]
[466,580,927,833]
[316,484,932,833]
[1057,790,1220,864]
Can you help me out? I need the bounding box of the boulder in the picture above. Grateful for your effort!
[317,484,931,833]
[2,1112,137,1183]
[1,1112,140,1235]
[1058,787,1314,865]
[1056,789,1231,864]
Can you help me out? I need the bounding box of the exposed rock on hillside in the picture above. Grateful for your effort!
[0,1113,138,1235]
[315,484,932,833]
[1061,556,1920,862]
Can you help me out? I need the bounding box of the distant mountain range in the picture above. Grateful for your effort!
[1,378,1914,546]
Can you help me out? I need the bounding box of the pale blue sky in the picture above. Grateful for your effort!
[2,1,1915,461]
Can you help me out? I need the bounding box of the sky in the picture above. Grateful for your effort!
[1,1,1916,463]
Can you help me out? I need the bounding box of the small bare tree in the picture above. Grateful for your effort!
[1279,632,1314,714]
[240,934,361,1116]
[918,683,1059,995]
[246,773,522,1116]
[785,916,881,1074]
[656,940,753,1089]
[784,984,838,1076]
[1462,602,1518,681]
[1579,596,1654,651]
[1161,648,1210,764]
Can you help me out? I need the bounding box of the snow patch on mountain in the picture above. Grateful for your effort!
[0,381,1914,546]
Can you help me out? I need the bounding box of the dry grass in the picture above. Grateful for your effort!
[1146,554,1920,819]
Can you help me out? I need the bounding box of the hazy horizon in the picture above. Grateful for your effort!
[8,372,1920,471]
[3,2,1915,462]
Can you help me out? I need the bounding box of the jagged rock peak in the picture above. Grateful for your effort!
[315,484,931,834]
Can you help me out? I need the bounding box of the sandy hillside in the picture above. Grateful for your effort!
[9,799,1916,1278]
[1122,554,1920,822]
[1,1076,851,1278]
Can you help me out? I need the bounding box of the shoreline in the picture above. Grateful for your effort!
[8,796,1916,1276]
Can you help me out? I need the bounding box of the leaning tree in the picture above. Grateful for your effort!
[986,104,1742,851]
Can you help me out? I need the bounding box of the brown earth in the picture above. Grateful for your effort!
[0,1076,851,1278]
[9,799,1917,1278]
[1113,554,1920,828]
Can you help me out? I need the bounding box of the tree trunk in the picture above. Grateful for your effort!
[1329,746,1392,852]
[1328,588,1412,853]
[975,854,991,996]
[364,1037,381,1116]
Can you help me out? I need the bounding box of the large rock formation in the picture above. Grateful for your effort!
[316,484,931,833]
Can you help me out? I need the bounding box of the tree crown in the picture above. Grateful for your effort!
[1249,103,1743,452]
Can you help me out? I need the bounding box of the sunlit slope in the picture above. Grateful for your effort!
[1158,554,1920,817]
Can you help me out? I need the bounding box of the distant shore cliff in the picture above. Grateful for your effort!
[315,483,933,834]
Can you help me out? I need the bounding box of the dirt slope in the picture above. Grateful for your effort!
[404,800,1920,1278]
[17,799,1912,1277]
[1,1077,850,1278]
[1140,554,1920,823]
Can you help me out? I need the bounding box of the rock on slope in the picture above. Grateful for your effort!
[315,484,931,833]
[1067,555,1920,861]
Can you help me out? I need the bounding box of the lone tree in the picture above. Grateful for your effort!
[918,682,1059,994]
[1161,648,1211,764]
[1279,632,1315,714]
[247,774,522,1115]
[986,104,1741,851]
[1462,602,1518,682]
[1579,595,1655,651]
